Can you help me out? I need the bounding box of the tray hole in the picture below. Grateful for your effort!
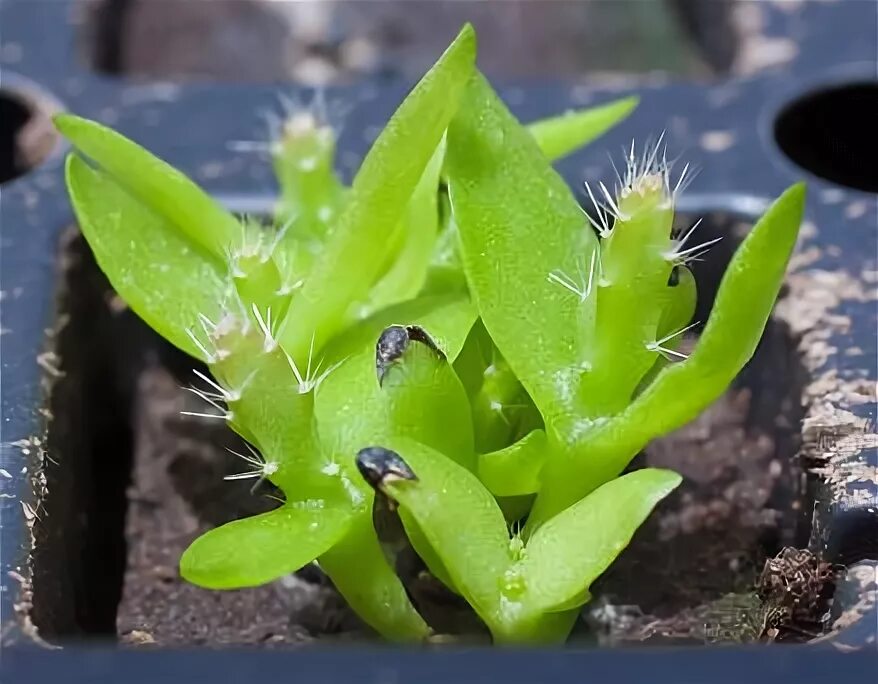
[775,82,878,193]
[0,87,60,185]
[824,501,878,566]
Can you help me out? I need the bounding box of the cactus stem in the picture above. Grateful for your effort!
[221,369,257,404]
[317,206,334,223]
[321,460,341,476]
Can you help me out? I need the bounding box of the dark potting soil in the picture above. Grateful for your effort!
[586,385,826,645]
[115,359,822,647]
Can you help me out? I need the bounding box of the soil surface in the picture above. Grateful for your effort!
[586,384,824,645]
[115,356,819,647]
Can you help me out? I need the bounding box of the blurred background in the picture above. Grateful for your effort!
[2,1,874,191]
[78,0,807,85]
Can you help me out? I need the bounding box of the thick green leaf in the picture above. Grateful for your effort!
[322,294,477,367]
[65,154,227,360]
[357,140,446,318]
[420,97,636,315]
[451,319,493,398]
[277,25,477,361]
[315,325,474,469]
[180,503,353,589]
[447,72,598,427]
[421,264,469,297]
[478,430,549,497]
[329,314,469,591]
[55,115,238,257]
[379,437,510,633]
[421,96,632,297]
[399,508,458,593]
[470,356,536,453]
[377,438,580,643]
[316,316,476,601]
[527,96,638,162]
[522,468,681,612]
[319,514,430,642]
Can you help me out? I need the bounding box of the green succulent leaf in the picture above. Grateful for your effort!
[470,356,538,453]
[322,294,478,368]
[478,430,549,497]
[278,25,477,361]
[374,440,675,644]
[319,515,430,642]
[377,437,510,633]
[64,154,227,360]
[447,72,598,427]
[521,468,681,613]
[527,96,638,162]
[180,503,353,589]
[55,114,239,258]
[320,318,477,594]
[450,319,494,398]
[358,139,446,318]
[316,314,478,606]
[423,96,634,301]
[315,325,474,469]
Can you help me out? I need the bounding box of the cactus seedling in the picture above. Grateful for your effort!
[56,24,803,644]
